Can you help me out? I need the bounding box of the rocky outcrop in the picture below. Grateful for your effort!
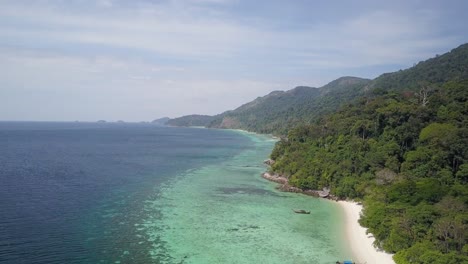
[261,172,337,200]
[261,172,287,184]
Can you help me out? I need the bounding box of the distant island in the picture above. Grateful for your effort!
[167,43,468,264]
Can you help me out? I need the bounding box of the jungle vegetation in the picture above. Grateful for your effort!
[270,80,468,263]
[168,43,468,263]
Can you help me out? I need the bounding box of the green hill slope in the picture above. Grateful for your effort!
[269,44,468,263]
[207,85,321,134]
[271,79,468,264]
[165,76,370,134]
[166,114,216,127]
[207,77,371,134]
[370,43,468,91]
[168,44,468,136]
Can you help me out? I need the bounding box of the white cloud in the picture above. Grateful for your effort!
[0,2,254,58]
[0,1,466,121]
[0,51,280,120]
[0,2,459,68]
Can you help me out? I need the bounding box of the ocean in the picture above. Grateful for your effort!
[0,122,350,264]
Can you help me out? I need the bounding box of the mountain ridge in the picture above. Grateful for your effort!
[168,76,371,134]
[167,43,468,135]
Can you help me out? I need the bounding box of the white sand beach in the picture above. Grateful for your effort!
[338,201,395,264]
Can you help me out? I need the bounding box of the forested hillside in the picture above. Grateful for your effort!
[208,85,322,134]
[207,77,370,134]
[168,44,468,136]
[167,77,371,134]
[165,43,468,263]
[166,114,216,127]
[371,43,468,91]
[270,80,468,263]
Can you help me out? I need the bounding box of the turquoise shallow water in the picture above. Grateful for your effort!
[141,131,352,264]
[0,123,351,263]
[0,123,252,264]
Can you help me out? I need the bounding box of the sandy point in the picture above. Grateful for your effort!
[337,201,395,264]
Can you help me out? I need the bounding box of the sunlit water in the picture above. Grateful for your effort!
[0,123,350,264]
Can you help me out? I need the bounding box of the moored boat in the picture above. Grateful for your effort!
[293,209,310,214]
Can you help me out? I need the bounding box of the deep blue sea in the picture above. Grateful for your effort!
[0,122,349,264]
[0,122,251,264]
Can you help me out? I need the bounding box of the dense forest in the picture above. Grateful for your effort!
[370,44,468,91]
[167,77,372,134]
[267,44,468,263]
[207,77,371,134]
[168,43,468,263]
[269,81,467,262]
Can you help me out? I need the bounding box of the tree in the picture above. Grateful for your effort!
[418,86,430,107]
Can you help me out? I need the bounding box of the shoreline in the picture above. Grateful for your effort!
[170,125,281,142]
[261,172,395,264]
[261,172,337,199]
[337,201,395,264]
[183,127,395,263]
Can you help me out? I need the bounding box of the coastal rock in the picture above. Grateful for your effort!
[261,172,287,184]
[261,172,337,199]
[277,183,303,193]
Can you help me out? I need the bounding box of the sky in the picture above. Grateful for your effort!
[1,0,467,122]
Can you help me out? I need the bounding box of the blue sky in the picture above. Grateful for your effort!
[1,0,467,121]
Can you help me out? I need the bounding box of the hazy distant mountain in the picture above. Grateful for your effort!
[166,115,216,127]
[151,117,170,126]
